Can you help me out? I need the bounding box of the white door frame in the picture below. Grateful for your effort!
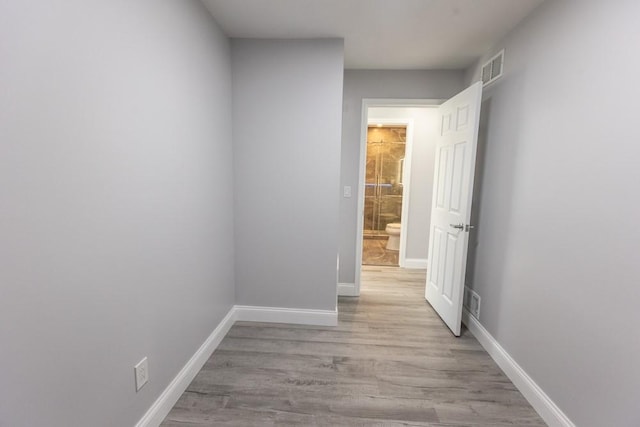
[354,99,444,296]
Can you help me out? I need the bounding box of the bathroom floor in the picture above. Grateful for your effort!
[362,237,398,266]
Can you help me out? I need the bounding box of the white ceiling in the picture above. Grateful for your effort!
[202,0,544,70]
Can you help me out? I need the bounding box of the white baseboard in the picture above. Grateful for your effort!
[136,303,339,426]
[338,282,358,296]
[234,305,338,326]
[403,258,428,269]
[135,307,236,427]
[462,309,575,427]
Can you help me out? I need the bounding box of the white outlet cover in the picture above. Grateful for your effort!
[134,357,149,391]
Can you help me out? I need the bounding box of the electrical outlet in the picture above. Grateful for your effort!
[343,185,352,198]
[134,357,149,391]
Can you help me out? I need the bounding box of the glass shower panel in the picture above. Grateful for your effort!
[363,126,406,236]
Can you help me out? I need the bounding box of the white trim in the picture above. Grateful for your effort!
[235,305,338,326]
[399,120,413,268]
[354,99,368,297]
[355,98,445,296]
[403,258,428,269]
[136,304,339,426]
[135,307,236,427]
[364,98,446,107]
[462,309,576,427]
[337,282,358,296]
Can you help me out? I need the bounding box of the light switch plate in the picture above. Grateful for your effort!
[343,186,352,198]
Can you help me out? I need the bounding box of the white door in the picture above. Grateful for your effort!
[425,82,483,336]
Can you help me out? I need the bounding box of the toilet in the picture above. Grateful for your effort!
[385,223,401,251]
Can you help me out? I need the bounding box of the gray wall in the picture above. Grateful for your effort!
[0,1,235,426]
[367,107,439,262]
[340,70,464,284]
[231,39,344,311]
[465,1,640,426]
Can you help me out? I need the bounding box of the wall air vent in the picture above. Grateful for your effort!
[481,49,504,87]
[463,286,481,319]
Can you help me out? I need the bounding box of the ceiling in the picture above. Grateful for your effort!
[202,0,544,70]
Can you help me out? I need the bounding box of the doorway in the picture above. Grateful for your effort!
[361,122,408,267]
[351,84,483,337]
[353,100,443,295]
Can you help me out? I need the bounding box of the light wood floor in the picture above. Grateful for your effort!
[161,267,545,426]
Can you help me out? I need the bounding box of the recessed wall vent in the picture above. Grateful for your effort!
[464,286,481,319]
[481,49,504,87]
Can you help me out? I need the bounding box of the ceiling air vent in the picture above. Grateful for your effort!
[481,49,504,87]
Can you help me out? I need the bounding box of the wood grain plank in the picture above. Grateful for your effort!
[161,266,546,426]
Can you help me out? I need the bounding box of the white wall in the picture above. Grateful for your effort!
[0,1,235,426]
[340,70,464,285]
[465,1,640,426]
[231,39,344,311]
[367,107,439,263]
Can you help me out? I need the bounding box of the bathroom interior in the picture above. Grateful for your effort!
[362,124,406,266]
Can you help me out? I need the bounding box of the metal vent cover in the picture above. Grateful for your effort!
[482,49,504,87]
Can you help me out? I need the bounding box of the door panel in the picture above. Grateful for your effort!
[435,147,448,208]
[443,233,458,301]
[425,82,483,336]
[450,142,467,213]
[430,226,443,287]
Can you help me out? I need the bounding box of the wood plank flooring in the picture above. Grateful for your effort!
[161,267,545,426]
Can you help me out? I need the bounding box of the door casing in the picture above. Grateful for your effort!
[352,99,444,296]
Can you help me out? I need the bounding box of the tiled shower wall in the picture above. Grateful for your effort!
[364,126,406,233]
